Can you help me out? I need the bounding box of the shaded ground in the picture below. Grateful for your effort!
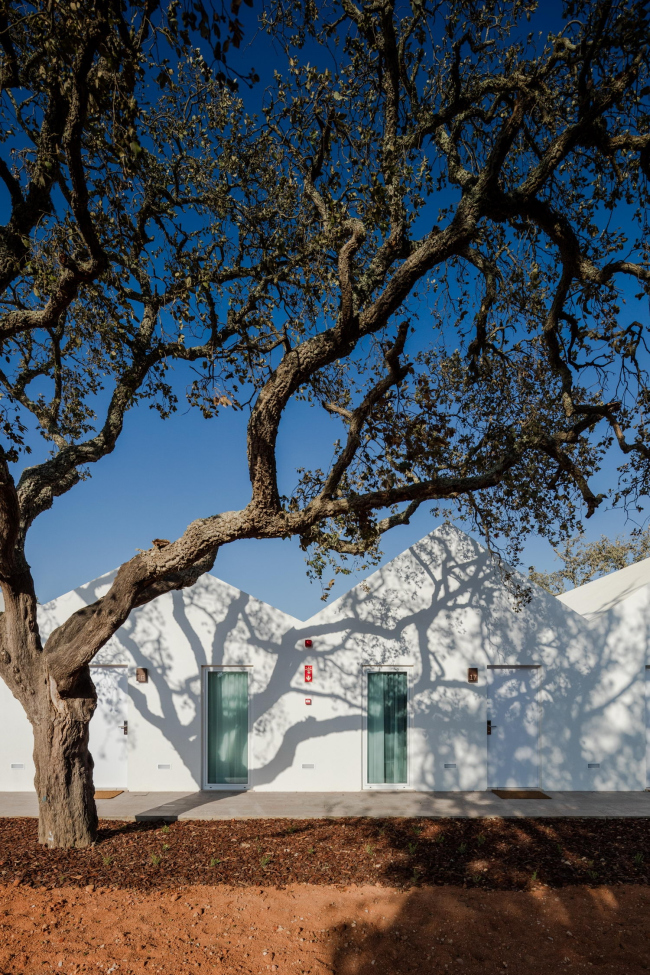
[1,817,650,891]
[1,881,649,974]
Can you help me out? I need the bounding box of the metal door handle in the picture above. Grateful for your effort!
[487,720,497,735]
[119,721,128,735]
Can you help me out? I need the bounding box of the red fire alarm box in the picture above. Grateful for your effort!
[305,698,312,705]
[304,665,313,683]
[304,639,313,647]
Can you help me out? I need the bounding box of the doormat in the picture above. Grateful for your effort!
[492,789,551,800]
[94,791,123,800]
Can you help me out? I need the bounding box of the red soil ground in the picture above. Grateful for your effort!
[1,882,649,974]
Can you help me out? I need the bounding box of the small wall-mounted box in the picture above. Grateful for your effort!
[136,668,148,683]
[468,668,478,683]
[304,639,313,648]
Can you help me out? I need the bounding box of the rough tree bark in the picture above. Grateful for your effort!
[0,571,98,848]
[31,668,98,849]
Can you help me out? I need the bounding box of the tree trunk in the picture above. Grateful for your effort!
[0,487,100,848]
[31,666,98,848]
[1,580,99,848]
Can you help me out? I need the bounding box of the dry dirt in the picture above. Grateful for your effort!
[1,881,649,974]
[1,818,650,974]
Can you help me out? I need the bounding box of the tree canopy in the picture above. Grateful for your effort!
[1,0,649,646]
[529,528,650,593]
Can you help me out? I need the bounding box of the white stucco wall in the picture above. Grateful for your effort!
[1,524,648,792]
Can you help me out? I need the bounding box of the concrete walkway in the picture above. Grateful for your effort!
[2,790,650,821]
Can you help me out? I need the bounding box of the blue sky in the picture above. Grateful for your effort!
[13,1,650,615]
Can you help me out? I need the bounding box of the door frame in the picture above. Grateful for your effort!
[362,666,412,791]
[89,664,129,790]
[487,664,542,790]
[643,664,650,792]
[202,665,252,791]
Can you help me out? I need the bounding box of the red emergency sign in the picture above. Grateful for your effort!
[304,665,313,683]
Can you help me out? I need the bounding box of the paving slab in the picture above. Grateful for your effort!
[2,790,650,821]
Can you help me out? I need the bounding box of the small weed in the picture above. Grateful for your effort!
[531,870,538,881]
[588,869,599,881]
[365,844,375,857]
[101,855,112,867]
[434,833,445,844]
[255,837,262,853]
[411,867,421,884]
[286,825,297,834]
[476,834,486,847]
[162,844,170,852]
[260,854,271,867]
[308,846,315,854]
[161,824,171,834]
[458,842,467,854]
[634,853,644,867]
[471,874,482,884]
[378,828,385,837]
[556,843,563,854]
[209,857,220,867]
[412,826,422,836]
[150,853,162,867]
[408,842,417,855]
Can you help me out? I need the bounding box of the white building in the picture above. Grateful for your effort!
[1,524,649,794]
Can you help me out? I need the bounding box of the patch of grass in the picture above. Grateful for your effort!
[411,867,421,884]
[458,842,467,854]
[634,853,644,867]
[531,870,538,881]
[161,824,171,834]
[162,844,170,852]
[101,855,112,867]
[588,869,599,881]
[407,842,417,855]
[286,825,298,834]
[308,846,315,854]
[150,853,162,867]
[411,826,422,836]
[365,844,375,857]
[476,833,486,847]
[209,857,220,868]
[434,832,445,844]
[260,854,271,867]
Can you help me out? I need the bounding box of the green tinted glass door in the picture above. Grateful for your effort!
[367,672,408,784]
[207,671,248,785]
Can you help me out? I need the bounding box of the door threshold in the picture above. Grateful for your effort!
[492,789,551,800]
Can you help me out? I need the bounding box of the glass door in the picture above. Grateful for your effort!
[206,670,249,787]
[367,671,408,785]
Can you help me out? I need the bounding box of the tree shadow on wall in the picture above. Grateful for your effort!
[96,524,650,795]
